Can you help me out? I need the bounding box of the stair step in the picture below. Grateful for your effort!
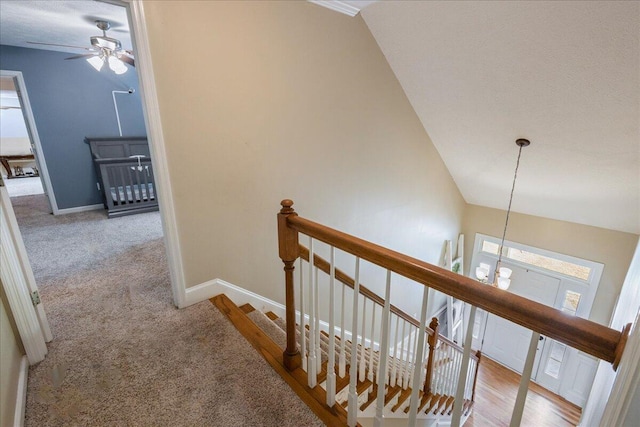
[359,383,378,411]
[403,391,424,414]
[239,303,255,314]
[424,393,442,414]
[265,311,279,321]
[391,387,413,412]
[340,378,373,408]
[441,395,455,415]
[384,385,402,406]
[432,394,449,415]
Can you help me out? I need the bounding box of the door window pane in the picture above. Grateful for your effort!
[562,291,581,315]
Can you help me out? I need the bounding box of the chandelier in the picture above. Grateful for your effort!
[476,138,530,290]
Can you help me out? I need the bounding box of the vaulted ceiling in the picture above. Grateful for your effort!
[1,1,638,234]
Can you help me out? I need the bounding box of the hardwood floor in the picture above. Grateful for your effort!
[467,356,581,427]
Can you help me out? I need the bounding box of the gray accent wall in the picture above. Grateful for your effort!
[0,45,146,209]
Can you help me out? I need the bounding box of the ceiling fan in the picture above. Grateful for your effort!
[28,20,134,74]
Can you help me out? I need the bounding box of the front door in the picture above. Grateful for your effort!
[481,266,560,376]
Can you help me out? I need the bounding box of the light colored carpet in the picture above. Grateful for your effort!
[12,195,323,426]
[4,176,44,197]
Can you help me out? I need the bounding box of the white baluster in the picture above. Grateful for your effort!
[374,270,393,427]
[447,344,456,396]
[368,303,376,382]
[466,358,475,400]
[510,331,540,427]
[326,246,337,406]
[347,257,361,427]
[390,317,400,387]
[404,324,415,389]
[314,265,321,373]
[299,258,307,372]
[359,298,368,382]
[307,238,317,387]
[398,320,407,388]
[451,305,477,426]
[408,286,430,426]
[339,275,347,378]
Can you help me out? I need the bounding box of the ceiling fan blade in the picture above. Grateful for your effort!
[119,54,135,67]
[27,41,96,51]
[65,53,98,61]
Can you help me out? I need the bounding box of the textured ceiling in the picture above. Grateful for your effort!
[1,1,638,234]
[0,0,130,54]
[360,1,639,234]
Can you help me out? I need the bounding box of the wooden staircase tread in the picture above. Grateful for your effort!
[359,383,378,411]
[424,393,442,413]
[239,303,255,314]
[403,390,424,414]
[220,294,481,423]
[210,294,356,427]
[340,378,374,408]
[442,395,455,415]
[432,394,449,415]
[384,385,402,406]
[391,387,413,412]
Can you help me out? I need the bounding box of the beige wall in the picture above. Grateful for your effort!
[143,1,465,313]
[462,204,639,325]
[0,291,24,427]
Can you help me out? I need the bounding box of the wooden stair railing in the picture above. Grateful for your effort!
[298,244,482,409]
[277,199,631,426]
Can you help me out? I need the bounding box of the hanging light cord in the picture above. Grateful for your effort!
[495,143,525,275]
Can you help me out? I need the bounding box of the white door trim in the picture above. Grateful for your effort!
[0,180,49,364]
[120,0,187,307]
[0,70,58,215]
[600,312,640,426]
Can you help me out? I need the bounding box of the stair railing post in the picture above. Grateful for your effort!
[424,317,439,395]
[279,199,300,371]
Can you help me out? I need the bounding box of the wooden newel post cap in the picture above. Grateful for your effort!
[280,199,295,214]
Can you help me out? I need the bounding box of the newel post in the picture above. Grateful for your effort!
[424,317,439,394]
[278,199,301,371]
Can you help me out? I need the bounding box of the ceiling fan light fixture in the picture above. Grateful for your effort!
[87,55,104,71]
[108,56,127,75]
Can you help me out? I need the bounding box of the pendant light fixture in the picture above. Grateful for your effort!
[491,138,530,290]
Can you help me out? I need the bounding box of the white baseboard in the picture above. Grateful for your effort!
[14,355,28,427]
[183,278,287,318]
[55,204,104,215]
[185,278,385,350]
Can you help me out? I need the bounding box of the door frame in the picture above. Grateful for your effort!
[0,178,51,364]
[118,0,187,308]
[0,70,57,214]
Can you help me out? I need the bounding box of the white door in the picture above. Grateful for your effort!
[481,266,560,375]
[0,177,51,364]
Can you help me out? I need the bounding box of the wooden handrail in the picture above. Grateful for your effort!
[298,244,473,360]
[280,200,630,367]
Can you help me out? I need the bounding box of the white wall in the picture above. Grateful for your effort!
[142,1,465,316]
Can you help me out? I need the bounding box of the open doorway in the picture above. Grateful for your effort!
[0,73,54,209]
[0,0,184,308]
